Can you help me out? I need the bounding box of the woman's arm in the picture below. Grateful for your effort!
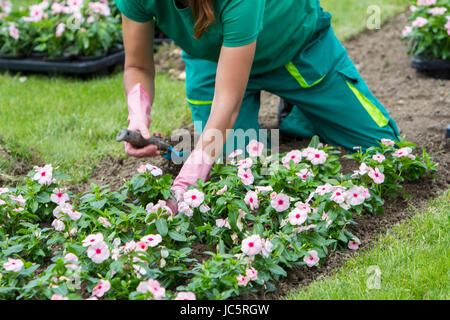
[121,15,160,157]
[197,40,257,160]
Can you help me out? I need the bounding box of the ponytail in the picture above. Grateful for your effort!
[190,0,215,39]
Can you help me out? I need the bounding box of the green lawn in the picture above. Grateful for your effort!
[1,0,411,183]
[283,190,450,300]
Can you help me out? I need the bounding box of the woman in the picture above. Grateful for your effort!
[115,0,400,210]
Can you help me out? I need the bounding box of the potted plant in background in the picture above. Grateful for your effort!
[401,0,450,79]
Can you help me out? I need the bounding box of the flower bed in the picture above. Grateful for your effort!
[0,137,436,300]
[401,0,450,60]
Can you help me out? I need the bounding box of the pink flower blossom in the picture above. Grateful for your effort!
[0,187,9,194]
[9,194,26,205]
[0,199,5,206]
[261,238,273,258]
[178,201,193,217]
[9,23,19,40]
[428,7,447,15]
[32,164,55,185]
[23,4,44,22]
[98,217,112,227]
[216,185,228,195]
[51,188,70,205]
[352,163,370,177]
[296,168,314,180]
[288,208,308,225]
[241,234,263,256]
[294,201,312,213]
[0,1,12,14]
[51,294,69,300]
[330,189,346,204]
[417,0,436,6]
[244,191,259,210]
[304,250,319,267]
[55,23,66,37]
[282,150,302,167]
[175,292,196,300]
[13,207,24,212]
[92,279,111,297]
[146,200,173,216]
[412,17,428,28]
[345,186,366,206]
[64,253,79,270]
[183,189,205,208]
[402,26,412,37]
[381,138,395,146]
[271,193,290,212]
[228,149,243,159]
[215,218,231,229]
[237,275,249,286]
[136,279,165,300]
[316,183,333,196]
[348,237,361,250]
[368,167,385,184]
[87,241,110,264]
[393,147,413,157]
[3,258,24,272]
[373,154,385,163]
[88,1,111,16]
[305,149,328,165]
[67,208,81,221]
[246,267,258,281]
[141,234,162,247]
[237,157,253,169]
[246,140,264,157]
[238,168,254,185]
[82,233,104,247]
[199,204,210,213]
[409,5,418,12]
[255,185,273,193]
[135,241,148,252]
[51,2,65,14]
[52,219,65,232]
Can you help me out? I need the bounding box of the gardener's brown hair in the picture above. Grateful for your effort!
[190,0,215,39]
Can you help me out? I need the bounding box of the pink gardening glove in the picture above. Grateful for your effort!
[167,149,214,214]
[124,83,160,158]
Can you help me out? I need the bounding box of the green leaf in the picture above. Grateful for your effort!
[269,264,287,276]
[168,230,187,242]
[155,219,168,237]
[3,244,25,256]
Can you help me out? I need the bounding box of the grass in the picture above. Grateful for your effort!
[1,0,411,184]
[0,72,188,183]
[283,190,450,300]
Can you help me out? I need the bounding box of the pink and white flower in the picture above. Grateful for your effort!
[381,138,395,146]
[345,186,366,206]
[352,163,370,177]
[3,258,24,272]
[215,218,231,229]
[9,194,26,205]
[304,250,319,267]
[244,191,259,210]
[23,4,44,22]
[9,23,19,40]
[82,233,104,247]
[305,149,328,165]
[51,188,70,205]
[296,168,314,180]
[368,167,385,184]
[32,164,55,185]
[0,187,9,194]
[261,238,273,258]
[0,1,12,14]
[141,234,162,247]
[87,241,110,264]
[417,0,436,6]
[246,140,264,157]
[228,149,243,159]
[92,279,111,298]
[98,217,112,227]
[241,234,263,256]
[51,294,69,300]
[237,275,249,286]
[51,219,65,232]
[135,241,148,252]
[216,185,228,195]
[315,183,333,196]
[372,154,385,163]
[199,204,210,213]
[238,168,254,185]
[55,23,66,37]
[330,189,346,204]
[146,200,173,216]
[393,147,413,158]
[64,253,79,270]
[412,17,428,28]
[175,292,196,300]
[282,150,302,167]
[271,193,290,212]
[428,7,447,15]
[348,237,361,250]
[255,185,273,193]
[178,201,193,217]
[183,189,205,208]
[237,157,253,169]
[88,1,111,16]
[136,279,165,300]
[288,208,308,225]
[245,267,258,281]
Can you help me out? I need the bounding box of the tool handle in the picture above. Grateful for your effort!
[116,129,170,152]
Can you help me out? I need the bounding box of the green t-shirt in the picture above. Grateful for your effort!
[114,0,318,75]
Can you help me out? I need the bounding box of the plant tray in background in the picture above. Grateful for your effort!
[411,55,450,80]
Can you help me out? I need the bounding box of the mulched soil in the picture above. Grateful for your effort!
[2,12,448,299]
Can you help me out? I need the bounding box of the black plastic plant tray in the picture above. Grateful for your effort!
[0,50,125,75]
[411,55,450,80]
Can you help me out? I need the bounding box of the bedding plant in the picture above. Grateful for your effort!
[0,0,123,58]
[0,136,437,300]
[401,0,450,60]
